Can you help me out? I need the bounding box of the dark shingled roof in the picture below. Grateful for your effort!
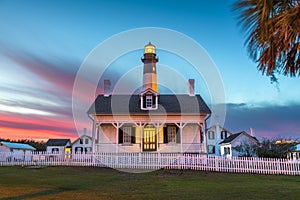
[87,94,211,115]
[219,131,259,144]
[46,139,71,147]
[219,133,241,144]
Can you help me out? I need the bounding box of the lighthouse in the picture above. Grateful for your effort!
[141,42,158,92]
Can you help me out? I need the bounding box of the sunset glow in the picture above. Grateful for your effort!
[0,0,299,141]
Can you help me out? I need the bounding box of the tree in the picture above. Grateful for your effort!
[256,138,296,158]
[233,141,258,157]
[233,138,296,158]
[233,0,300,77]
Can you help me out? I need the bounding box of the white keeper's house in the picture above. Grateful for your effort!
[87,43,211,154]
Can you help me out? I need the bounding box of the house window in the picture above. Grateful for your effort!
[221,131,227,139]
[79,139,83,144]
[75,147,83,154]
[167,126,176,143]
[85,139,89,144]
[208,131,215,140]
[146,96,152,108]
[84,147,91,153]
[123,127,132,144]
[52,148,59,154]
[224,147,231,155]
[208,145,215,154]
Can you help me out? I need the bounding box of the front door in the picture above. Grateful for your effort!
[143,126,157,151]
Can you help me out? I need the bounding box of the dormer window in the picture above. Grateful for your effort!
[139,88,158,110]
[146,95,152,108]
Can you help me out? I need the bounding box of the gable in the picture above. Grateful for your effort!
[72,135,92,145]
[139,88,158,96]
[232,134,258,146]
[219,131,259,145]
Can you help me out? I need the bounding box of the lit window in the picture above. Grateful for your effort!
[146,96,152,108]
[167,126,176,143]
[123,127,132,144]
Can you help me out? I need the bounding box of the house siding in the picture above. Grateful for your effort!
[98,124,116,144]
[72,136,93,153]
[220,133,259,157]
[46,146,65,154]
[0,145,10,152]
[0,144,35,161]
[95,115,205,122]
[206,126,232,156]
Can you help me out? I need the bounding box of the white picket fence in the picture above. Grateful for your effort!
[0,152,299,175]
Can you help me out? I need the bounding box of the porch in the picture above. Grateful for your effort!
[93,119,206,154]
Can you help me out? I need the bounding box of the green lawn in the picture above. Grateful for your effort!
[0,167,299,200]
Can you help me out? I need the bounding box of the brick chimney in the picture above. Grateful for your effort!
[250,128,255,137]
[104,80,111,97]
[188,79,195,96]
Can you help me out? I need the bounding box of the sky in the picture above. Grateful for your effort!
[0,0,299,141]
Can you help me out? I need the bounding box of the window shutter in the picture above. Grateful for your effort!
[143,96,146,108]
[119,128,123,144]
[152,95,156,108]
[200,130,204,143]
[176,126,180,143]
[221,131,225,139]
[131,127,135,144]
[163,126,168,143]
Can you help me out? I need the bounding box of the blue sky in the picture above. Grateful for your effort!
[0,0,299,140]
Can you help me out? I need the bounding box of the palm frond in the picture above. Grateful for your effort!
[233,0,300,77]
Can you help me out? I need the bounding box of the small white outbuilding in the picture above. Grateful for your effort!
[0,141,36,161]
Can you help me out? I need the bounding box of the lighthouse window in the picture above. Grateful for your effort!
[146,96,152,108]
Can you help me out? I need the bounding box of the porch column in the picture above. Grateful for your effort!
[198,122,205,153]
[91,121,96,153]
[112,122,124,153]
[175,122,187,153]
[94,123,103,153]
[93,122,101,153]
[153,122,164,151]
[134,122,145,153]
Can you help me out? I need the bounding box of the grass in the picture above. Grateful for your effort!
[0,167,300,200]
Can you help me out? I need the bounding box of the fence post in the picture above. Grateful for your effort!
[215,156,219,172]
